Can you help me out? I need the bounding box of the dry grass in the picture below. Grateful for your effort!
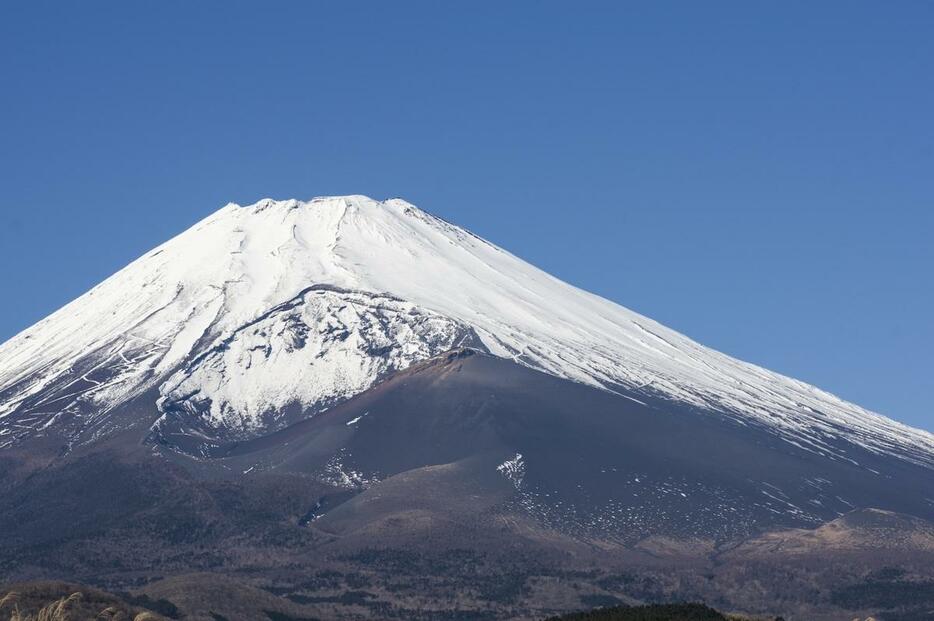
[2,591,81,621]
[0,589,161,621]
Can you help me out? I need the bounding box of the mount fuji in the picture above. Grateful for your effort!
[1,195,932,620]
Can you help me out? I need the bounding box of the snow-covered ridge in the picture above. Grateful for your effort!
[154,285,479,436]
[0,195,932,467]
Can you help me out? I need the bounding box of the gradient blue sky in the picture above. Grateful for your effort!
[1,2,931,431]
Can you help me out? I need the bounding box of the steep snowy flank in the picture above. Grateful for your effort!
[0,195,932,467]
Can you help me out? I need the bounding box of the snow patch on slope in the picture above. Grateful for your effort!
[497,453,525,490]
[154,286,475,436]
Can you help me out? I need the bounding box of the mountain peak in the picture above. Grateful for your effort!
[1,195,932,471]
[227,195,421,217]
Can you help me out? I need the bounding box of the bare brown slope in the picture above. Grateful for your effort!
[2,350,934,620]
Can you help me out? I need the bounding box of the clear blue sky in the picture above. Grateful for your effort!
[1,2,931,431]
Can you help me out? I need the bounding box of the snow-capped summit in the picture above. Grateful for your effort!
[0,195,932,468]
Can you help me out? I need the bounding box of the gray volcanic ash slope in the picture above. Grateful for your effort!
[1,195,932,621]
